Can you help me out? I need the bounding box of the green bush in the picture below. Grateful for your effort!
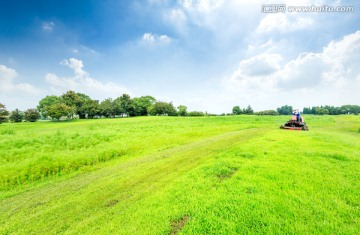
[187,111,205,116]
[9,109,24,122]
[256,110,279,115]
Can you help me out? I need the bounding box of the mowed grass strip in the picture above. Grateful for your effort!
[0,115,359,234]
[0,128,264,234]
[0,116,264,192]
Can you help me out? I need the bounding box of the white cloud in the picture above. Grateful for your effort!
[225,53,282,94]
[257,14,313,33]
[44,58,128,98]
[160,1,265,50]
[141,33,172,45]
[42,21,55,32]
[70,45,99,56]
[0,64,40,95]
[238,53,283,77]
[180,0,224,13]
[278,52,325,88]
[164,9,187,33]
[224,31,360,109]
[60,58,88,77]
[279,31,360,89]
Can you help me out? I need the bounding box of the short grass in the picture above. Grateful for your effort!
[0,115,359,234]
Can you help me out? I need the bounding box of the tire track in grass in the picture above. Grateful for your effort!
[0,128,268,234]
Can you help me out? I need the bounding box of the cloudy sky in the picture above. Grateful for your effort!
[0,0,359,113]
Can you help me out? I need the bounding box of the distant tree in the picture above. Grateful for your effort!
[37,95,62,117]
[277,105,293,115]
[0,103,9,124]
[340,105,360,115]
[100,98,115,118]
[303,107,312,114]
[311,106,317,114]
[114,94,134,117]
[232,106,242,115]
[24,109,40,122]
[304,105,359,115]
[315,107,329,115]
[244,105,254,115]
[78,99,101,118]
[9,109,24,122]
[61,90,81,108]
[148,102,177,116]
[177,105,187,116]
[256,110,279,115]
[133,96,156,116]
[61,91,91,119]
[187,111,205,116]
[322,105,341,115]
[45,103,74,121]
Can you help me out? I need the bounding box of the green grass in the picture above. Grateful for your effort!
[0,115,359,234]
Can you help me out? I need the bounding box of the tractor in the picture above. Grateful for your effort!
[280,110,309,131]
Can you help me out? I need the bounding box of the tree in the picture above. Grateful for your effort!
[78,99,101,118]
[244,105,254,115]
[100,98,115,118]
[303,107,312,114]
[9,109,24,122]
[24,109,40,122]
[277,105,293,115]
[256,110,279,115]
[148,102,177,116]
[315,107,329,115]
[232,106,242,115]
[114,94,134,117]
[311,106,317,115]
[0,103,9,124]
[37,95,62,117]
[340,105,360,115]
[187,111,205,116]
[177,105,187,116]
[45,103,74,121]
[61,90,91,119]
[133,96,156,116]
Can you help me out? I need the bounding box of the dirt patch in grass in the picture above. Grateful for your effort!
[169,215,190,235]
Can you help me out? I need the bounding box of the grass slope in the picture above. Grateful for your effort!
[0,115,359,234]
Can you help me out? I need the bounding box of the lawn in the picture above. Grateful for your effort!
[0,115,359,234]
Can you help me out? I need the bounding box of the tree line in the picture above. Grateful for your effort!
[303,105,360,115]
[0,90,209,123]
[1,93,360,124]
[231,104,360,116]
[0,103,39,123]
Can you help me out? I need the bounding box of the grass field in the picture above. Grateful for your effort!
[0,115,359,234]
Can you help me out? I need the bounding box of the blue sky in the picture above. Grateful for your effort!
[1,0,360,113]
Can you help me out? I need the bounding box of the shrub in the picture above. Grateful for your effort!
[0,103,9,124]
[187,111,205,116]
[9,109,24,122]
[256,110,279,116]
[24,109,40,122]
